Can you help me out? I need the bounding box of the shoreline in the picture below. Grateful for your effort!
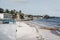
[24,21,60,30]
[0,21,60,40]
[24,21,60,40]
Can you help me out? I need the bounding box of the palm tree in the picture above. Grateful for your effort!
[10,9,17,14]
[19,10,24,19]
[9,9,17,19]
[5,9,10,13]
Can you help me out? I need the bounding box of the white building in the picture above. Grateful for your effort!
[4,13,12,19]
[0,13,4,19]
[0,13,12,19]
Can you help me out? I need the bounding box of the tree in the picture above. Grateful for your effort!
[5,9,10,13]
[0,8,4,13]
[28,15,33,20]
[19,10,24,19]
[19,10,22,14]
[10,9,19,19]
[10,10,15,15]
[13,9,16,13]
[12,13,17,19]
[20,13,24,19]
[43,15,50,19]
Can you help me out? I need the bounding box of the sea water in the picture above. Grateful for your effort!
[33,17,60,28]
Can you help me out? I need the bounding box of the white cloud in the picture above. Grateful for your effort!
[9,0,28,2]
[0,0,29,3]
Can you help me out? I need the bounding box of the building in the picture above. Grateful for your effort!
[4,13,12,19]
[0,13,12,19]
[0,13,4,19]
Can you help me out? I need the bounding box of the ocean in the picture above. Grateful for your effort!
[33,17,60,28]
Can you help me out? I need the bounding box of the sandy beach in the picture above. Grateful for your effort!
[0,24,17,40]
[0,0,60,40]
[16,21,38,40]
[16,21,60,40]
[0,21,60,40]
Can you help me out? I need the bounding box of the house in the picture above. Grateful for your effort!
[0,13,4,19]
[0,13,15,24]
[0,13,12,19]
[4,13,12,19]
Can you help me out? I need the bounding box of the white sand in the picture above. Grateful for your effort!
[16,22,38,40]
[38,29,60,40]
[0,21,60,40]
[16,21,60,40]
[0,24,17,40]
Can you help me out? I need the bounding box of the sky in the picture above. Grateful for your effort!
[0,0,60,17]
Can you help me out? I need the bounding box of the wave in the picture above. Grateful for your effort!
[33,17,60,28]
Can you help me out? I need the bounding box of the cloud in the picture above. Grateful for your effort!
[0,0,29,3]
[9,0,28,2]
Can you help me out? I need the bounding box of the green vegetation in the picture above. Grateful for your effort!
[5,9,10,13]
[19,10,24,19]
[43,15,50,19]
[28,15,33,20]
[0,8,56,20]
[0,8,4,13]
[0,8,25,19]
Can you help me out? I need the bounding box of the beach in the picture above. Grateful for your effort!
[0,24,17,40]
[16,22,38,40]
[16,21,60,40]
[0,0,60,40]
[0,21,60,40]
